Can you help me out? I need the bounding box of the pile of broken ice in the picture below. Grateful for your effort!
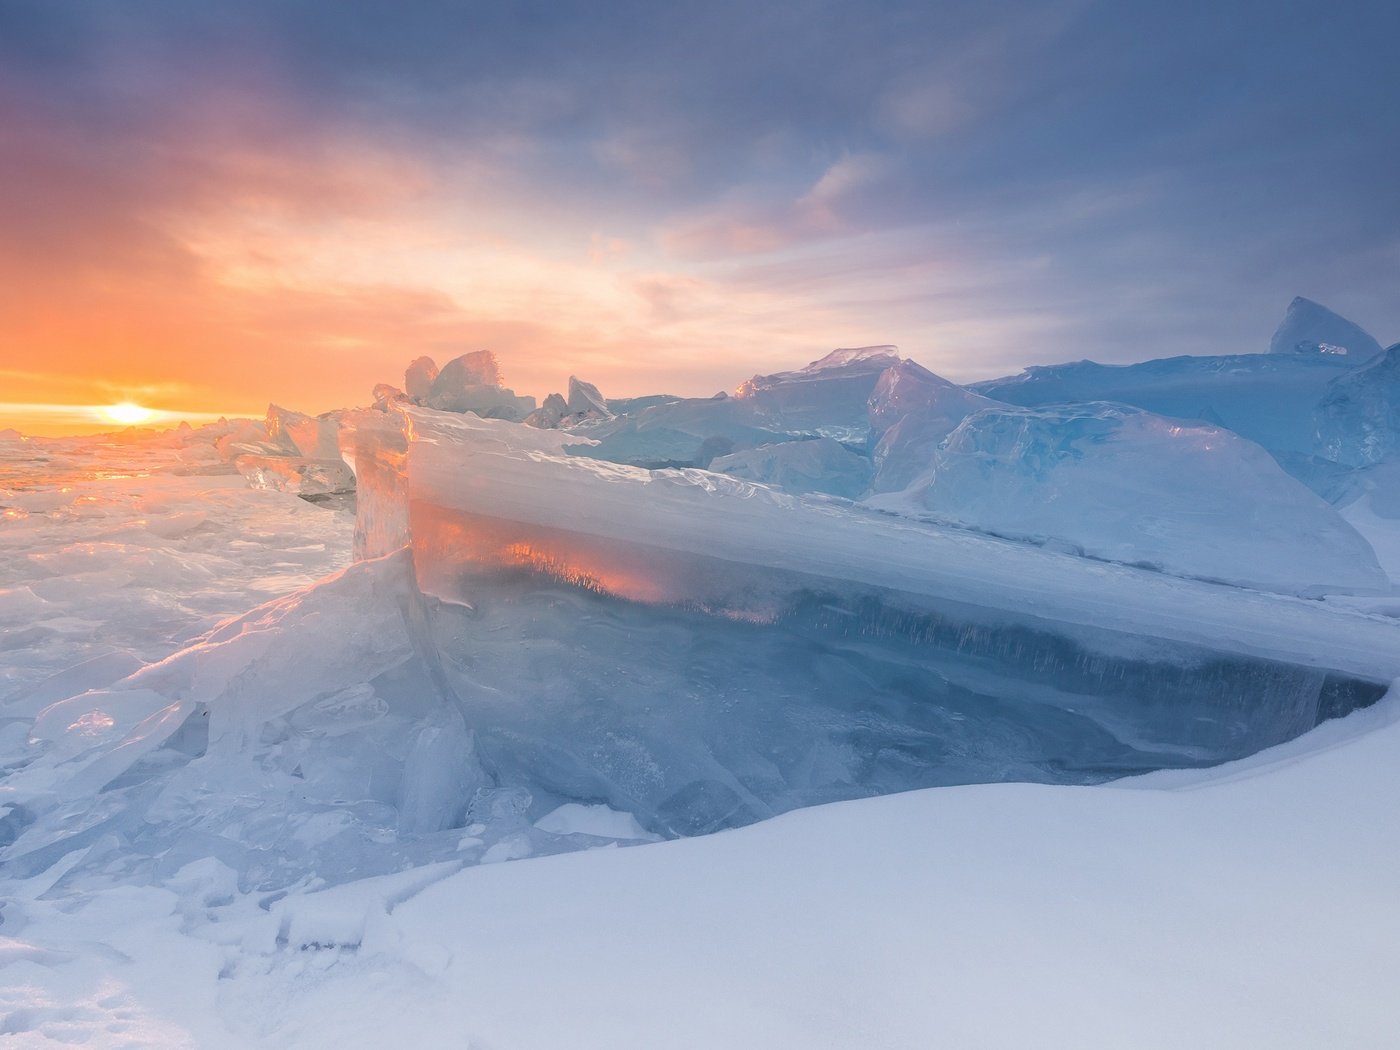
[5,295,1399,898]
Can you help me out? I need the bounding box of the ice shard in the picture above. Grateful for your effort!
[1269,296,1384,362]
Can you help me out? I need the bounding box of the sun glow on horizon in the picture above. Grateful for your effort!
[98,402,157,425]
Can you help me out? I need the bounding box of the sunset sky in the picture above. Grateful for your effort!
[2,0,1397,434]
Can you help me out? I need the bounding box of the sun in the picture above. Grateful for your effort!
[99,401,157,425]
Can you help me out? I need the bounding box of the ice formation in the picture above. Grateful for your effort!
[709,437,872,497]
[973,297,1386,469]
[525,377,613,429]
[1269,295,1384,361]
[4,320,1399,931]
[872,402,1386,596]
[736,344,901,436]
[421,351,536,419]
[868,359,1004,492]
[1315,344,1400,468]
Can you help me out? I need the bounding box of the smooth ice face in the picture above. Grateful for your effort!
[1315,345,1400,468]
[888,402,1387,596]
[266,404,343,462]
[1270,296,1384,362]
[709,437,872,497]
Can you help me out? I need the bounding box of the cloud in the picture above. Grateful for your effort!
[1,0,1398,435]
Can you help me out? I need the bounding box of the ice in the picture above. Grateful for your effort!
[534,803,655,840]
[525,392,569,428]
[581,393,791,467]
[735,344,902,436]
[567,376,612,420]
[709,437,872,497]
[871,402,1386,596]
[1270,295,1384,362]
[8,405,1394,896]
[214,419,282,462]
[421,351,537,419]
[404,355,439,400]
[524,378,613,429]
[974,353,1358,462]
[1314,344,1400,468]
[400,408,1398,655]
[265,404,343,462]
[234,454,355,496]
[867,360,1004,493]
[339,407,411,559]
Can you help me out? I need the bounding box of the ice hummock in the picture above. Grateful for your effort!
[868,402,1386,596]
[1270,295,1384,362]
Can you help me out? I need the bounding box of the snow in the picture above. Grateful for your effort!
[3,682,1399,1048]
[872,401,1387,596]
[1269,295,1384,361]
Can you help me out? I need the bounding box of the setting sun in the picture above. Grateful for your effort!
[99,401,157,425]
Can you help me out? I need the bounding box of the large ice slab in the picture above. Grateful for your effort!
[874,402,1385,596]
[399,407,1400,679]
[1314,344,1400,468]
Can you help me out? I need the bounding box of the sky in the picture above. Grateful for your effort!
[1,0,1397,433]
